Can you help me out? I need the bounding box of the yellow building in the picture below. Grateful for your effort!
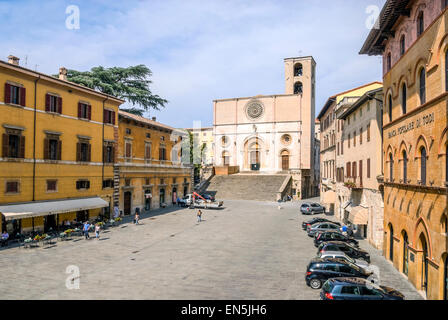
[118,111,191,215]
[361,0,448,299]
[0,56,123,235]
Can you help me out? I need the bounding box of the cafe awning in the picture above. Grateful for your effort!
[321,190,336,204]
[348,206,369,225]
[0,197,109,221]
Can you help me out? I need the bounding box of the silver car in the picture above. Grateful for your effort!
[307,222,340,237]
[318,251,369,269]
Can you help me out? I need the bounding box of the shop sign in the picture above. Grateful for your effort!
[388,112,434,139]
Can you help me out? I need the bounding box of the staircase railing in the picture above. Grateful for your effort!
[276,175,292,201]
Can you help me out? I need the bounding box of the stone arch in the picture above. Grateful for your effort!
[243,136,265,171]
[394,75,409,99]
[413,217,433,258]
[438,127,448,155]
[414,134,430,159]
[400,228,411,275]
[411,3,426,23]
[413,58,428,90]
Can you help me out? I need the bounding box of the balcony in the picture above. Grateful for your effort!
[343,177,363,189]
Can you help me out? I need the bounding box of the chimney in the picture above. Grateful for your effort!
[7,55,19,66]
[152,117,156,121]
[59,67,67,81]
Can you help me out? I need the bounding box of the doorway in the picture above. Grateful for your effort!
[2,216,21,238]
[389,224,394,262]
[420,234,429,295]
[159,188,165,206]
[282,155,289,171]
[44,215,57,232]
[250,151,260,171]
[124,191,132,215]
[144,190,152,211]
[403,232,409,276]
[172,187,177,204]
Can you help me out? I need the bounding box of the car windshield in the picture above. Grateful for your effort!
[311,204,320,207]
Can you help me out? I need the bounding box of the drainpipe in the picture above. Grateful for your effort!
[32,75,41,202]
[102,97,109,212]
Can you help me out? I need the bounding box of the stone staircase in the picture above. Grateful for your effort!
[204,174,289,201]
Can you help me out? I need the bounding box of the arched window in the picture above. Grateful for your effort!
[417,12,424,37]
[389,153,394,181]
[420,147,427,185]
[400,35,406,56]
[419,68,426,105]
[387,53,392,71]
[403,150,407,183]
[294,63,303,76]
[388,94,393,122]
[294,82,303,94]
[401,83,407,115]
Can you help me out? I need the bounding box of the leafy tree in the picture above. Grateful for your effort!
[58,65,167,114]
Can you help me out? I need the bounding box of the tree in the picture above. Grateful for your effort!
[58,65,167,114]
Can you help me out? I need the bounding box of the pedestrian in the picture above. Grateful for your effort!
[95,223,100,239]
[83,221,90,239]
[134,211,140,225]
[177,196,181,207]
[114,206,119,219]
[197,209,202,223]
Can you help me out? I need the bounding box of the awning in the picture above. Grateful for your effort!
[348,206,369,225]
[321,190,336,204]
[0,197,109,221]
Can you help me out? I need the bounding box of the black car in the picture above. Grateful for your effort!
[320,277,405,300]
[314,231,359,247]
[301,218,340,230]
[305,258,372,289]
[300,203,325,215]
[318,241,370,263]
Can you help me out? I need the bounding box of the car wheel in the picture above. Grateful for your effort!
[310,279,322,289]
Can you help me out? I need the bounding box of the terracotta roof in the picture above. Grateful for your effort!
[0,60,124,104]
[118,110,176,132]
[317,81,382,119]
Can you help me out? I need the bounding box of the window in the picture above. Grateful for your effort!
[294,82,303,94]
[76,180,90,190]
[102,179,113,189]
[145,178,151,185]
[145,143,151,160]
[76,141,91,162]
[45,94,62,113]
[78,103,90,120]
[353,131,356,147]
[389,153,394,181]
[104,109,115,125]
[400,35,406,56]
[161,136,165,141]
[401,84,407,115]
[367,124,371,142]
[352,161,357,179]
[403,151,408,183]
[444,0,448,9]
[417,12,424,37]
[341,137,344,155]
[46,180,57,192]
[126,128,131,135]
[387,53,392,72]
[420,147,427,185]
[146,133,151,139]
[388,94,393,122]
[125,141,132,159]
[125,178,131,186]
[2,130,25,159]
[419,68,426,105]
[44,135,61,161]
[5,181,19,193]
[160,178,165,185]
[294,63,303,76]
[159,145,166,161]
[360,127,363,145]
[341,286,361,295]
[367,158,371,179]
[348,134,351,148]
[104,144,114,163]
[4,83,25,106]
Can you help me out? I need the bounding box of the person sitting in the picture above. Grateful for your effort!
[1,231,10,247]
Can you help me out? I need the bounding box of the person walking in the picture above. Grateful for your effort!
[134,211,140,225]
[177,196,181,207]
[197,210,202,223]
[83,221,90,240]
[95,224,100,240]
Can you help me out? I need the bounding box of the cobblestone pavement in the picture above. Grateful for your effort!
[0,198,423,300]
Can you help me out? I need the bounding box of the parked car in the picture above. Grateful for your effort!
[305,258,372,289]
[300,203,325,215]
[314,231,359,247]
[318,241,370,263]
[318,251,369,269]
[320,277,405,300]
[307,222,341,237]
[301,218,340,231]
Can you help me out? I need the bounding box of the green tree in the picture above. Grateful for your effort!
[59,65,167,115]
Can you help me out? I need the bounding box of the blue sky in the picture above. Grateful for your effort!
[0,0,386,128]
